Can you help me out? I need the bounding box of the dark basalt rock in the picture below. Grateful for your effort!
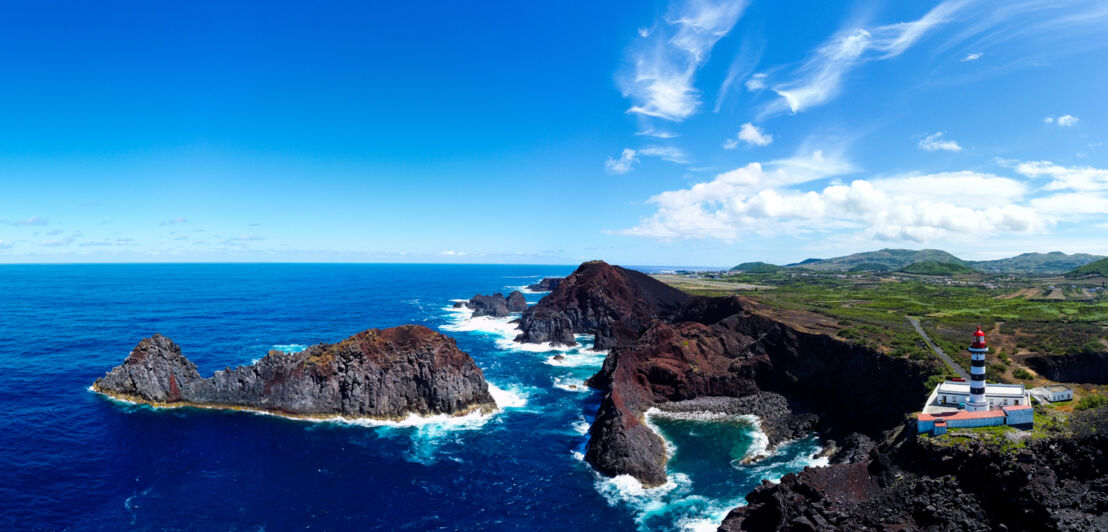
[456,291,528,318]
[515,261,690,349]
[720,420,1108,532]
[93,325,497,419]
[526,277,562,292]
[506,291,528,313]
[1025,351,1108,384]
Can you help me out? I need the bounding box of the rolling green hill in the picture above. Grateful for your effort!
[899,261,977,276]
[789,249,964,271]
[730,261,783,273]
[1067,257,1108,278]
[969,252,1104,274]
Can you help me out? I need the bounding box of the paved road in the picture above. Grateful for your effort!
[907,317,970,380]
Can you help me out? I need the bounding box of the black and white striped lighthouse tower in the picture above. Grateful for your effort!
[966,326,990,412]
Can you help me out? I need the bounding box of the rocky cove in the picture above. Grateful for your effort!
[515,261,1108,531]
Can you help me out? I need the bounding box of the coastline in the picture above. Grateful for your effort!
[89,384,504,427]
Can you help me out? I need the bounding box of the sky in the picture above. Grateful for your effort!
[1,0,1107,266]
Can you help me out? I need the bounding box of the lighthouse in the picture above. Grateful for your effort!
[966,326,990,412]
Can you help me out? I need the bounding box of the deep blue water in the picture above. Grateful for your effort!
[0,264,822,531]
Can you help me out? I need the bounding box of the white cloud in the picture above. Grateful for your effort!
[765,0,967,115]
[724,122,773,149]
[918,132,963,152]
[961,52,983,61]
[1012,160,1108,191]
[639,145,690,164]
[0,240,11,249]
[1044,114,1080,126]
[744,73,767,91]
[40,236,75,247]
[620,0,749,121]
[160,217,188,226]
[441,250,466,256]
[619,154,1059,244]
[635,128,678,138]
[0,216,48,226]
[605,148,638,174]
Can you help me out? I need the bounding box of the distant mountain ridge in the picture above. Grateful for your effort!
[762,249,1104,275]
[971,252,1105,274]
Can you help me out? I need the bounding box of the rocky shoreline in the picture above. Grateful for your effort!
[93,325,498,421]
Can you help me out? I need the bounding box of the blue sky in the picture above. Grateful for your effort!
[1,1,1106,266]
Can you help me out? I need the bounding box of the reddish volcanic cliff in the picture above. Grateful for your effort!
[93,325,497,419]
[514,261,690,349]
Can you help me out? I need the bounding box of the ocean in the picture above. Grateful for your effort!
[0,264,824,531]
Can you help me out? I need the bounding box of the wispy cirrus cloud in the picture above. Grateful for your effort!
[639,145,690,164]
[918,132,963,152]
[960,52,983,61]
[160,217,188,226]
[619,0,749,122]
[0,216,48,226]
[763,0,968,116]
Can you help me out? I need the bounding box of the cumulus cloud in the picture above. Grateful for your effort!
[619,154,1063,244]
[160,217,188,226]
[764,0,966,116]
[620,0,749,121]
[1043,114,1080,127]
[605,148,638,174]
[960,52,983,61]
[1011,160,1108,191]
[724,122,773,149]
[918,132,963,152]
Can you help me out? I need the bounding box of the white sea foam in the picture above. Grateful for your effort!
[487,382,529,409]
[572,417,591,435]
[89,380,526,432]
[552,377,590,393]
[270,343,308,353]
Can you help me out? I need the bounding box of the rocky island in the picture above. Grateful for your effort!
[453,291,528,317]
[526,277,562,292]
[93,325,498,420]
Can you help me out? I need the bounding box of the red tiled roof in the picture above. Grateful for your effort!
[918,409,1007,422]
[1002,405,1031,411]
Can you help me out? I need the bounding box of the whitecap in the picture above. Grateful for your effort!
[571,418,591,435]
[552,377,590,393]
[487,382,529,409]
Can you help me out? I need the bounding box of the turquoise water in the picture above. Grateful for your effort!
[0,264,824,530]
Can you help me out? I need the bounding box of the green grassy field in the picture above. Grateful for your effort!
[659,269,1108,384]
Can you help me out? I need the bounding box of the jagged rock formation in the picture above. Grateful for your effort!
[93,325,497,419]
[1025,351,1108,384]
[526,277,563,292]
[720,407,1108,531]
[514,261,690,349]
[452,291,528,317]
[584,295,929,487]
